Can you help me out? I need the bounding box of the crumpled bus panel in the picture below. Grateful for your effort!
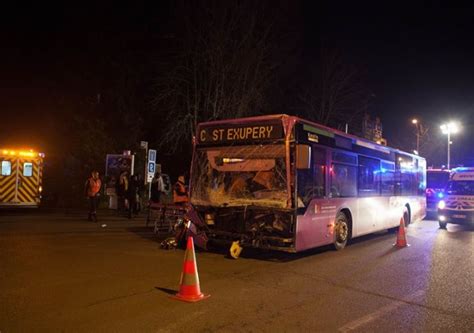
[194,206,295,251]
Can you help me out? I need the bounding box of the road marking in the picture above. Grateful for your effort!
[338,290,425,332]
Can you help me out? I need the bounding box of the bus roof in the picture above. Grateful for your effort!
[197,114,423,161]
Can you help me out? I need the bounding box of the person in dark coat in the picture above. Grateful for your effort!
[127,174,141,218]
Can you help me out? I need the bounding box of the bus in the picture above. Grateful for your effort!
[188,114,426,253]
[0,149,44,208]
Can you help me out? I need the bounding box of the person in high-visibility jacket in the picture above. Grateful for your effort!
[84,170,102,222]
[173,175,189,205]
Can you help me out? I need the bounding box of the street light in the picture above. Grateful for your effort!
[440,122,460,169]
[411,118,428,154]
[411,119,420,152]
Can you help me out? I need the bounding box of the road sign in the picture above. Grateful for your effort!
[147,161,155,182]
[148,161,155,173]
[148,149,156,163]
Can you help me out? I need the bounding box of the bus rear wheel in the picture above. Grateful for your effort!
[334,212,350,250]
[403,207,411,226]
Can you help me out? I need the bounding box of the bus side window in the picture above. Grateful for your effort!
[380,161,395,196]
[296,146,326,206]
[313,148,326,198]
[1,161,11,176]
[330,164,357,198]
[381,171,395,196]
[297,148,313,207]
[358,156,380,197]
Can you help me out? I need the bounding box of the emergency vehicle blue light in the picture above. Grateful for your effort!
[453,167,471,172]
[437,192,444,199]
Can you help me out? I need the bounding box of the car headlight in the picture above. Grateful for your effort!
[438,200,446,209]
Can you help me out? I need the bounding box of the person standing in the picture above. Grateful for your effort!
[127,174,141,218]
[151,171,165,203]
[117,171,129,215]
[173,175,189,205]
[84,170,102,222]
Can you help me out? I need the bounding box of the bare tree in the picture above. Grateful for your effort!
[152,1,294,152]
[296,47,371,133]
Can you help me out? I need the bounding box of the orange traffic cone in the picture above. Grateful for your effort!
[171,236,210,302]
[394,216,410,248]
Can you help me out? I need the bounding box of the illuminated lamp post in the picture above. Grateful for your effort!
[440,122,459,170]
[411,119,420,154]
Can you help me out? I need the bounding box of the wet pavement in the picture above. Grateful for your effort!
[0,210,473,332]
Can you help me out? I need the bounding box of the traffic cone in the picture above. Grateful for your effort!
[171,236,210,302]
[394,216,410,248]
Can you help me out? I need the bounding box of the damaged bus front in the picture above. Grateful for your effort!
[189,116,297,252]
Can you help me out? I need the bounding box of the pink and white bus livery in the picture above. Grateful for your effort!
[188,114,426,253]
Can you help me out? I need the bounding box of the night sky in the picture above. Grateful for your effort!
[318,2,474,166]
[1,2,473,167]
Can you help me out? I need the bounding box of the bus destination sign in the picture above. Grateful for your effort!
[198,122,284,144]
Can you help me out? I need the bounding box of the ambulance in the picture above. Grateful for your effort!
[0,149,44,208]
[437,167,474,228]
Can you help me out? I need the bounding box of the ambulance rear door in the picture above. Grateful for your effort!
[16,157,41,206]
[0,156,18,205]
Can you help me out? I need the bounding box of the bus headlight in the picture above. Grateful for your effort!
[438,200,446,209]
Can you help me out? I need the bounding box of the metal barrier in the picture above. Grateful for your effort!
[147,202,186,234]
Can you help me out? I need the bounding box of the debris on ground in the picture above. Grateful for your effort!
[160,237,178,250]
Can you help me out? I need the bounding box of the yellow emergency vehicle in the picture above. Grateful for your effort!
[0,149,44,208]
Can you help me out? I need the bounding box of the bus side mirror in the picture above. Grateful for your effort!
[296,144,311,169]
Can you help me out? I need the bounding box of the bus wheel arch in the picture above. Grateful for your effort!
[333,209,352,251]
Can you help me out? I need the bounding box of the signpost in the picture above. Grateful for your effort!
[148,149,156,164]
[147,149,157,182]
[147,149,157,199]
[147,161,155,182]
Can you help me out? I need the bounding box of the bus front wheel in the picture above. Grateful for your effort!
[334,212,350,250]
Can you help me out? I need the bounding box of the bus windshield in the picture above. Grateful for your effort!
[191,144,287,208]
[445,180,474,195]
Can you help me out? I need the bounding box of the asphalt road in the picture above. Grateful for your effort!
[0,210,473,332]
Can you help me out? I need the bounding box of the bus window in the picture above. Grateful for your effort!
[401,171,417,196]
[23,163,33,177]
[358,156,380,196]
[191,144,287,208]
[1,161,11,176]
[313,148,326,198]
[380,161,395,196]
[297,147,325,206]
[332,151,357,165]
[297,156,313,206]
[381,170,395,196]
[330,164,357,198]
